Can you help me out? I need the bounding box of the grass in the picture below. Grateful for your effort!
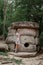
[0,51,8,56]
[11,58,22,65]
[0,51,22,65]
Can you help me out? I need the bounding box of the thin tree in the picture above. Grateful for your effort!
[3,0,8,39]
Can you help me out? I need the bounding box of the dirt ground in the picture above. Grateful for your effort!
[0,40,43,65]
[0,52,43,65]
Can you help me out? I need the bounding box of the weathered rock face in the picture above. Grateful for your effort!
[6,22,39,52]
[18,29,39,37]
[0,41,8,51]
[18,44,36,52]
[20,35,39,45]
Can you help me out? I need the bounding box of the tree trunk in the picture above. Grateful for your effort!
[3,0,8,39]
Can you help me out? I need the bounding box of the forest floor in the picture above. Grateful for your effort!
[0,40,43,65]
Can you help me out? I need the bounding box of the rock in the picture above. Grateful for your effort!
[8,52,37,57]
[6,22,39,53]
[10,22,39,29]
[8,29,16,36]
[18,29,39,37]
[18,44,36,52]
[0,41,8,50]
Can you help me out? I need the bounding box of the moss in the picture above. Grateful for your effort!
[11,58,22,65]
[0,52,8,56]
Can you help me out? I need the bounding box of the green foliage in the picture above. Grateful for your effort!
[14,0,42,22]
[0,23,3,35]
[11,58,22,65]
[40,32,43,47]
[0,0,43,46]
[0,0,4,21]
[0,0,4,35]
[0,52,8,56]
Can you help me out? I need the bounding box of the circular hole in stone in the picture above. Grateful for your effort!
[24,43,29,47]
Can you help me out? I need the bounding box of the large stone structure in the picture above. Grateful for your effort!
[6,22,39,53]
